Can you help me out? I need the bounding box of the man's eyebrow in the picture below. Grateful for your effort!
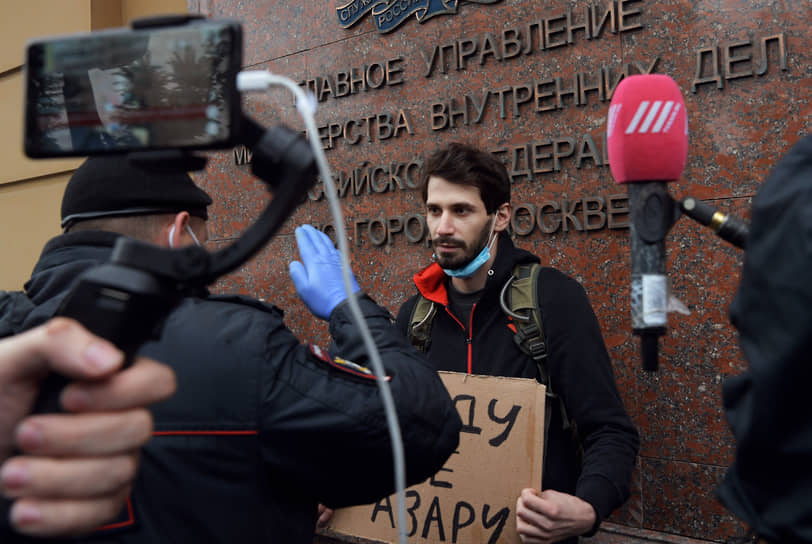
[426,200,477,209]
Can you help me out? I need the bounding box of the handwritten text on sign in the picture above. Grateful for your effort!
[328,372,546,544]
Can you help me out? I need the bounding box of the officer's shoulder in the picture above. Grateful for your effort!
[199,294,284,317]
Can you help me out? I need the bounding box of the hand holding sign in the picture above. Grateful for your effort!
[515,488,596,544]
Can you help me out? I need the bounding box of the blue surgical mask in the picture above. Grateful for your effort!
[440,216,497,278]
[169,224,202,249]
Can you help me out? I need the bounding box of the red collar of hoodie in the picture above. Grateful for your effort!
[413,262,449,306]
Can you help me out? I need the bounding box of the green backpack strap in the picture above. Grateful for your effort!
[407,295,437,353]
[499,264,573,433]
[500,263,549,379]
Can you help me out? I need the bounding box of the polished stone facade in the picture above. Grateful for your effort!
[189,1,811,542]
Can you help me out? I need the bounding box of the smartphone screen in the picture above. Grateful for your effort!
[24,20,242,157]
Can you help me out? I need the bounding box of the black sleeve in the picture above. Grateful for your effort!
[540,269,639,526]
[259,294,461,508]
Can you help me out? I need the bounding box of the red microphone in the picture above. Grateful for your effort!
[607,74,688,371]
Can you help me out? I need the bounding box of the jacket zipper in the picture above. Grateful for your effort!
[443,302,476,374]
[467,302,476,374]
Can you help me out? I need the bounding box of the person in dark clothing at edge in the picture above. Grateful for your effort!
[717,134,812,544]
[395,143,639,544]
[0,156,462,543]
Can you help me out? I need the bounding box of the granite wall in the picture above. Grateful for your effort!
[189,0,811,542]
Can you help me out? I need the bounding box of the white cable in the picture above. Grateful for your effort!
[237,70,409,544]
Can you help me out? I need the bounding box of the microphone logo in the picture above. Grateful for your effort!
[607,104,622,137]
[624,101,682,135]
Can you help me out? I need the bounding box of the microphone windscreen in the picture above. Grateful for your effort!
[607,74,688,183]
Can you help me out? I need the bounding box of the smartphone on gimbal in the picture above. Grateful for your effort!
[23,17,242,157]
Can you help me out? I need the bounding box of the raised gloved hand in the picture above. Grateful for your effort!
[289,224,360,320]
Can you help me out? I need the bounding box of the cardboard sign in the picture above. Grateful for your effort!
[327,371,546,544]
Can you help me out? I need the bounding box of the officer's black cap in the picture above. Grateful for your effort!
[60,156,213,229]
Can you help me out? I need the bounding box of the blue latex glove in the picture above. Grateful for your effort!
[289,224,360,320]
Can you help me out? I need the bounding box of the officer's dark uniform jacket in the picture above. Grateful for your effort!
[0,230,462,543]
[396,234,639,543]
[716,134,812,543]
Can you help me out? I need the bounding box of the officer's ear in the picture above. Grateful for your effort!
[494,202,511,233]
[163,211,191,248]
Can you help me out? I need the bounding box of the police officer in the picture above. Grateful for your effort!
[0,156,462,542]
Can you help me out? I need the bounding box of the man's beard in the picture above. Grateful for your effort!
[432,219,493,270]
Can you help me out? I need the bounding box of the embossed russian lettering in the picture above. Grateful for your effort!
[370,165,389,193]
[479,33,502,65]
[512,85,534,117]
[538,201,562,234]
[492,87,511,119]
[531,141,554,174]
[366,62,386,89]
[561,198,583,231]
[692,46,723,92]
[431,102,449,131]
[723,40,753,81]
[344,119,362,145]
[448,98,469,127]
[337,170,352,198]
[553,138,576,171]
[502,27,523,59]
[404,213,427,243]
[386,56,405,85]
[403,160,423,189]
[591,1,617,37]
[567,7,591,43]
[468,92,489,124]
[458,37,478,70]
[575,134,603,168]
[352,164,371,196]
[523,21,542,55]
[511,204,536,236]
[582,196,607,231]
[607,194,630,229]
[555,76,578,109]
[349,66,365,94]
[544,13,568,49]
[353,218,368,246]
[368,218,388,246]
[376,113,394,140]
[757,33,787,76]
[422,45,440,78]
[578,70,605,105]
[335,70,351,97]
[618,0,643,32]
[535,78,556,112]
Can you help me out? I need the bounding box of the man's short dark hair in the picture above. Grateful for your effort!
[418,142,511,213]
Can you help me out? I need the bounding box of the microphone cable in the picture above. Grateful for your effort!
[236,70,409,544]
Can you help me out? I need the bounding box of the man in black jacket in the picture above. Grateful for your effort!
[396,143,639,544]
[0,156,462,543]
